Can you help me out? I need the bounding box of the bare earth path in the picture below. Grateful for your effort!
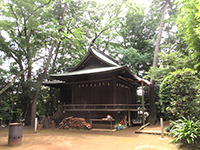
[0,125,180,150]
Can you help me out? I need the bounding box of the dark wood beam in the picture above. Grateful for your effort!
[113,80,117,104]
[64,78,115,85]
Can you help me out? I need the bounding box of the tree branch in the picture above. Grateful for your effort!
[9,4,22,38]
[34,0,52,13]
[0,69,27,95]
[25,0,52,21]
[9,50,24,70]
[10,30,27,55]
[89,28,109,48]
[59,2,68,32]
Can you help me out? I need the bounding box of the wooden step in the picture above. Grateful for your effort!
[91,128,117,132]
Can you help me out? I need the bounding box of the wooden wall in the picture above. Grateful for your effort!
[58,79,139,124]
[72,81,113,104]
[67,79,137,104]
[116,81,131,104]
[60,86,72,104]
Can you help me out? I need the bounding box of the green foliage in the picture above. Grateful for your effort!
[159,68,200,120]
[177,0,200,52]
[0,99,12,125]
[0,0,90,124]
[0,78,23,125]
[111,3,159,76]
[116,47,153,75]
[170,117,200,145]
[145,52,195,120]
[177,0,200,74]
[36,87,61,117]
[146,51,194,84]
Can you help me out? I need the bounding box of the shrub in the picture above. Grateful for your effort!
[170,117,200,145]
[159,68,200,120]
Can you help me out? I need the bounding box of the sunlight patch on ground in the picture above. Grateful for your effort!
[135,145,170,150]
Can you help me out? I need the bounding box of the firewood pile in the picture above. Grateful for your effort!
[59,116,92,130]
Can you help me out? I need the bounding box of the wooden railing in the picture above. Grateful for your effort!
[58,103,150,112]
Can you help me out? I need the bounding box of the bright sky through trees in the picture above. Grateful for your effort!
[97,0,151,6]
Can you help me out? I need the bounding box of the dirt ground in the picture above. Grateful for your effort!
[0,123,194,150]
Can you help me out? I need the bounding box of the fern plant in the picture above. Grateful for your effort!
[170,117,200,145]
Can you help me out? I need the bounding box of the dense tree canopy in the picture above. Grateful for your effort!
[0,0,90,125]
[113,4,158,76]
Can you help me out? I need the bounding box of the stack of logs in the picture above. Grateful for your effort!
[59,116,92,130]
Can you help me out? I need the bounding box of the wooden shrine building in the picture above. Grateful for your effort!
[43,48,150,126]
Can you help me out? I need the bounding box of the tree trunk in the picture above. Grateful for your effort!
[31,41,56,126]
[148,0,169,125]
[147,81,157,124]
[30,2,68,126]
[151,0,169,71]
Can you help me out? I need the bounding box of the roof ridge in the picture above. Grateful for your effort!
[91,48,119,67]
[93,48,119,65]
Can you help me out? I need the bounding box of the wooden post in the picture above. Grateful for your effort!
[72,85,74,104]
[128,111,131,127]
[34,118,38,133]
[160,118,164,138]
[113,80,117,104]
[124,115,127,128]
[142,82,145,125]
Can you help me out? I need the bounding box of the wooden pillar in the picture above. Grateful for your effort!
[72,85,74,104]
[142,82,145,125]
[113,80,117,104]
[160,118,164,138]
[132,86,136,104]
[128,111,131,127]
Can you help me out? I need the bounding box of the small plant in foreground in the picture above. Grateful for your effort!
[170,117,200,145]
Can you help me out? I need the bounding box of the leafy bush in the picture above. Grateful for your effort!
[159,68,200,120]
[0,99,12,125]
[165,122,174,132]
[0,99,23,125]
[170,117,200,145]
